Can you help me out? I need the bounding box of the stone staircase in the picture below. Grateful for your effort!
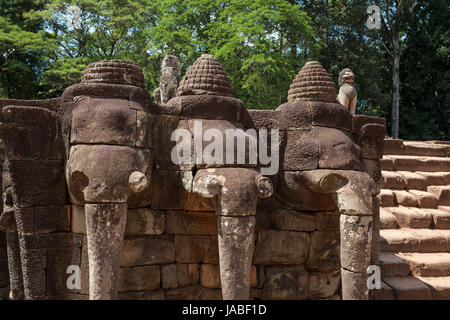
[377,139,450,299]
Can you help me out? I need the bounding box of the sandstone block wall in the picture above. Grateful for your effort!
[67,204,341,300]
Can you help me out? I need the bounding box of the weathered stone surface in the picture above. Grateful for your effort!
[308,270,340,299]
[5,231,22,293]
[118,266,160,292]
[167,95,243,122]
[275,171,338,211]
[379,189,395,207]
[383,138,403,155]
[165,285,222,300]
[9,160,66,208]
[85,203,127,300]
[340,214,372,272]
[200,263,258,289]
[288,62,337,103]
[166,210,217,235]
[392,190,419,207]
[0,106,60,161]
[126,208,166,236]
[254,230,309,265]
[383,276,431,300]
[177,263,200,287]
[46,246,81,296]
[314,126,361,170]
[262,265,308,300]
[193,168,272,216]
[276,102,311,130]
[16,206,70,234]
[174,235,211,263]
[306,231,340,272]
[390,206,433,229]
[217,215,255,300]
[363,159,381,182]
[280,130,319,171]
[177,54,233,97]
[121,236,175,267]
[19,232,82,250]
[71,96,137,146]
[67,145,151,206]
[72,206,166,236]
[20,248,47,299]
[371,196,380,265]
[118,289,165,300]
[341,268,369,300]
[316,211,340,231]
[353,115,386,136]
[151,170,189,209]
[160,264,178,289]
[248,109,279,129]
[270,209,316,232]
[310,102,352,131]
[409,190,438,208]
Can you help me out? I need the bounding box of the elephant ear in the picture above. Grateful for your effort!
[0,106,67,208]
[0,106,64,161]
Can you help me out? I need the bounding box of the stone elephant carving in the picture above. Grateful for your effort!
[0,60,156,300]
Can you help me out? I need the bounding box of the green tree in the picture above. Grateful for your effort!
[399,0,450,140]
[0,0,49,99]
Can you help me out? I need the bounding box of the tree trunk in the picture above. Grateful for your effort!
[391,32,401,138]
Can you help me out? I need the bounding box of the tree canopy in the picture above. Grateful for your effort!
[0,0,448,140]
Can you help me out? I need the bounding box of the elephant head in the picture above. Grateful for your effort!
[166,54,275,300]
[63,61,154,299]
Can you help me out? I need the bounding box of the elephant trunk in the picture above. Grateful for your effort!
[85,203,127,300]
[193,168,273,300]
[217,215,255,300]
[297,170,376,300]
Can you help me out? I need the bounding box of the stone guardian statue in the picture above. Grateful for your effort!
[153,54,181,105]
[337,68,357,115]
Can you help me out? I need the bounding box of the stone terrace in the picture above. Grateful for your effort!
[375,139,450,299]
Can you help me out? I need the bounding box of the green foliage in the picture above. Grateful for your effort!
[0,0,448,140]
[400,0,450,140]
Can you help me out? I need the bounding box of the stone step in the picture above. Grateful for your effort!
[427,185,450,206]
[403,142,450,157]
[382,207,450,229]
[396,171,428,190]
[387,155,450,172]
[380,188,439,208]
[384,207,432,229]
[380,229,450,252]
[423,208,450,229]
[379,252,410,277]
[415,172,450,186]
[408,190,438,208]
[381,275,450,299]
[439,206,450,213]
[399,252,450,277]
[382,276,432,299]
[416,276,450,299]
[382,171,406,189]
[391,190,419,207]
[380,208,399,229]
[379,189,395,207]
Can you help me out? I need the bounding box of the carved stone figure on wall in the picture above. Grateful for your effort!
[153,54,181,105]
[337,68,357,115]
